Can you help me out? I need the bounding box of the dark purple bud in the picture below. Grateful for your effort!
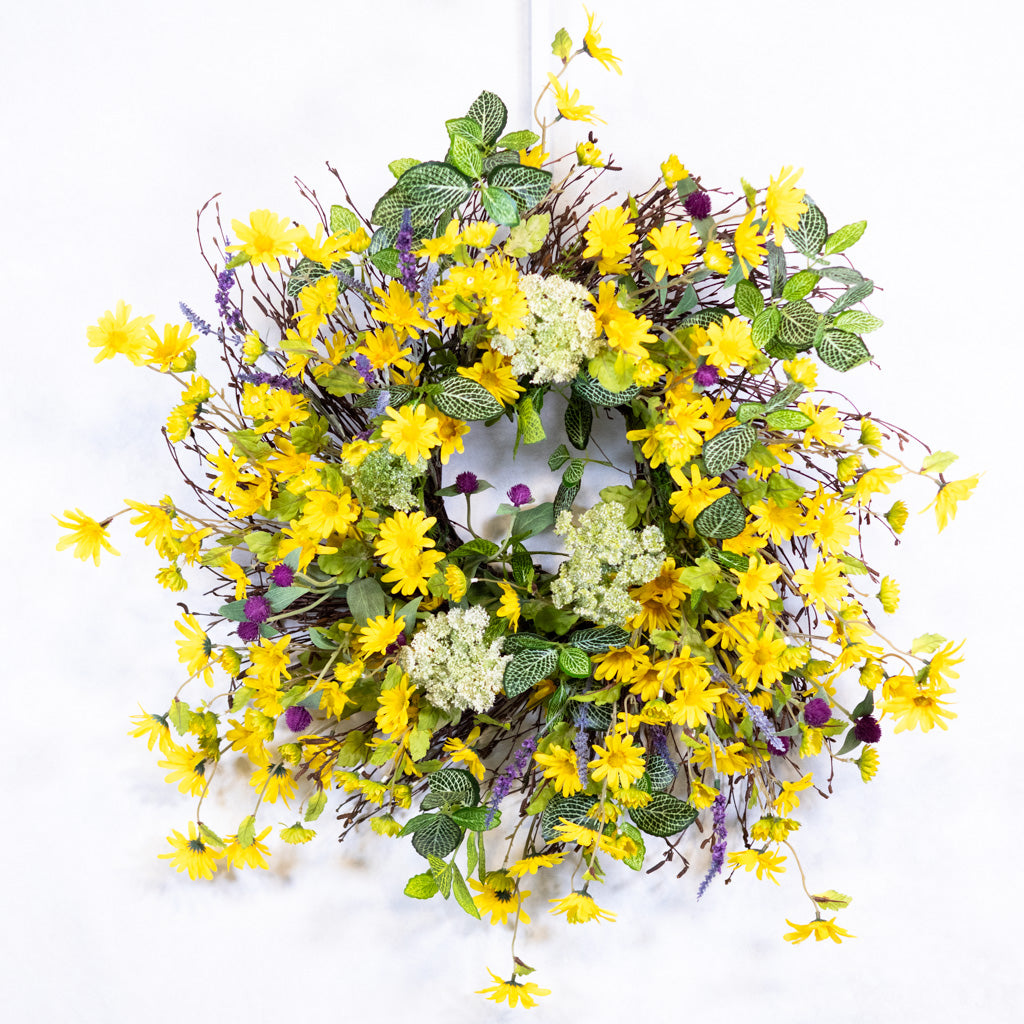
[853,715,882,744]
[683,191,712,220]
[238,620,260,642]
[803,697,832,728]
[270,564,294,587]
[456,471,479,495]
[284,705,312,732]
[694,364,719,387]
[384,632,408,656]
[507,483,533,507]
[244,594,271,624]
[767,735,790,755]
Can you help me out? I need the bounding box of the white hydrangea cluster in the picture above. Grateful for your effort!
[399,605,511,713]
[550,501,666,626]
[490,273,602,383]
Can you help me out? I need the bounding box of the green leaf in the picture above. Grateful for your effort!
[404,871,440,899]
[266,586,306,614]
[702,424,757,476]
[346,577,387,624]
[450,136,484,180]
[480,185,518,225]
[502,632,558,653]
[224,252,251,270]
[484,163,552,213]
[286,256,332,297]
[504,648,559,698]
[318,364,365,397]
[421,768,481,810]
[498,129,539,150]
[384,158,418,181]
[765,409,814,431]
[451,807,499,832]
[785,199,828,256]
[304,790,328,822]
[598,481,651,528]
[466,828,479,877]
[766,473,806,506]
[445,116,484,145]
[236,815,256,848]
[504,212,551,257]
[733,278,764,319]
[911,633,947,655]
[554,478,581,517]
[570,370,638,408]
[168,699,191,736]
[851,689,875,719]
[764,381,805,412]
[619,822,646,871]
[568,625,630,652]
[397,161,474,227]
[541,793,602,843]
[922,450,958,473]
[644,754,677,792]
[783,270,821,301]
[562,458,585,486]
[551,26,573,59]
[693,493,747,540]
[751,306,781,347]
[329,205,360,233]
[565,392,593,449]
[812,889,853,911]
[670,284,699,316]
[766,240,787,297]
[227,428,272,462]
[369,246,401,277]
[679,307,729,330]
[628,792,698,837]
[558,646,592,678]
[451,863,481,918]
[449,537,500,559]
[678,556,723,592]
[482,150,520,174]
[370,185,406,233]
[433,375,503,420]
[832,310,884,334]
[511,547,534,588]
[824,220,867,255]
[513,501,555,538]
[466,90,508,147]
[827,278,875,314]
[819,265,864,285]
[778,300,821,351]
[816,328,871,372]
[548,444,570,470]
[398,812,436,837]
[428,855,454,899]
[525,601,579,635]
[317,538,372,584]
[736,402,767,424]
[516,393,545,445]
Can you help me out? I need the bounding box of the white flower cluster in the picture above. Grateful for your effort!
[399,605,511,713]
[491,273,602,383]
[550,501,666,627]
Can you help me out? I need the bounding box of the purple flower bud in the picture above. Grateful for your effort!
[353,353,375,385]
[244,594,271,624]
[238,621,260,642]
[683,191,712,220]
[384,632,407,656]
[507,483,532,507]
[767,735,790,755]
[694,364,719,387]
[270,564,294,587]
[456,471,479,495]
[803,697,832,728]
[284,705,312,732]
[853,715,882,744]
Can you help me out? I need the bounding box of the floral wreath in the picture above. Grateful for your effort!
[58,8,977,1009]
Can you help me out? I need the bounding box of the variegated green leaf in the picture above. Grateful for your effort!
[553,478,581,516]
[568,625,630,652]
[702,424,756,477]
[445,116,484,144]
[619,822,646,871]
[286,256,331,297]
[678,307,729,329]
[783,269,821,301]
[815,328,871,372]
[785,200,828,256]
[561,458,585,486]
[369,247,401,277]
[733,278,764,319]
[628,792,697,837]
[481,185,518,225]
[832,309,883,334]
[450,137,484,180]
[766,240,787,297]
[823,220,866,255]
[420,768,481,810]
[503,648,559,698]
[764,381,805,412]
[497,129,539,150]
[502,632,558,653]
[397,161,474,224]
[330,205,360,232]
[547,444,570,470]
[516,394,546,444]
[433,375,503,420]
[484,163,551,213]
[411,815,464,859]
[819,265,864,285]
[565,392,592,448]
[827,278,875,314]
[542,793,602,843]
[765,337,798,360]
[557,646,592,678]
[466,90,508,147]
[482,150,520,174]
[737,402,767,424]
[570,371,638,407]
[751,306,781,347]
[693,493,747,540]
[778,300,821,351]
[511,546,534,587]
[765,409,814,430]
[643,753,677,792]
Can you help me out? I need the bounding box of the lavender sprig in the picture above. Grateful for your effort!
[485,736,537,827]
[727,684,786,755]
[179,302,214,337]
[396,208,420,294]
[237,371,302,394]
[696,792,728,901]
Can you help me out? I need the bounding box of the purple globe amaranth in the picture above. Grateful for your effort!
[244,594,271,624]
[270,563,294,587]
[683,190,712,219]
[284,705,312,732]
[803,697,832,728]
[507,483,533,507]
[854,715,882,744]
[238,620,260,642]
[694,364,719,387]
[456,471,479,495]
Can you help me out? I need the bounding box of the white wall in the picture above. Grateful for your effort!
[3,1,1020,1020]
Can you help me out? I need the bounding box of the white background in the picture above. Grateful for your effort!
[3,0,1022,1020]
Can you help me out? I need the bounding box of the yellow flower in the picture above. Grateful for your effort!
[547,72,604,123]
[469,874,530,926]
[660,154,687,187]
[882,681,957,733]
[442,729,486,781]
[588,733,646,791]
[750,816,801,842]
[733,206,767,276]
[582,205,638,271]
[533,744,584,796]
[444,564,467,602]
[250,762,297,805]
[703,240,732,274]
[783,357,818,389]
[646,221,701,281]
[885,499,909,534]
[158,822,222,880]
[519,144,550,168]
[764,166,808,245]
[549,890,617,923]
[175,612,214,685]
[508,851,567,877]
[922,474,980,532]
[458,350,525,406]
[227,209,304,273]
[857,746,880,782]
[356,327,412,371]
[54,508,120,565]
[460,221,498,248]
[784,916,855,944]
[370,279,433,339]
[583,7,622,72]
[158,744,208,796]
[300,487,361,538]
[476,969,550,1009]
[280,822,316,844]
[773,774,814,816]
[375,509,437,567]
[380,404,442,463]
[358,609,405,656]
[223,826,273,870]
[728,849,788,884]
[87,300,155,365]
[417,218,461,260]
[128,706,172,752]
[497,581,521,632]
[576,140,603,166]
[793,556,847,613]
[698,315,758,371]
[376,673,417,738]
[145,322,197,372]
[735,555,783,610]
[878,576,900,613]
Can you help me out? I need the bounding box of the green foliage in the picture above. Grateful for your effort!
[565,392,593,449]
[432,375,503,420]
[693,492,748,540]
[571,370,638,407]
[816,328,871,372]
[557,646,592,678]
[421,768,481,810]
[824,220,867,255]
[466,90,508,147]
[785,199,828,256]
[702,424,757,476]
[734,279,764,319]
[346,577,387,625]
[504,648,559,697]
[628,793,698,837]
[505,213,551,257]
